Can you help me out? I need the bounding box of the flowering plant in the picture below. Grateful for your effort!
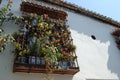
[0,1,15,53]
[112,29,120,49]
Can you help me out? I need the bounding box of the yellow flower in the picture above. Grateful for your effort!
[16,16,19,19]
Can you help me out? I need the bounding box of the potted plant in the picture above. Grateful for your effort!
[68,54,77,68]
[18,49,29,64]
[29,56,36,64]
[111,29,120,49]
[67,43,76,53]
[112,29,120,37]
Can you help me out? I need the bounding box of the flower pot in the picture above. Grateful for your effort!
[29,56,35,64]
[36,57,40,64]
[68,60,75,68]
[58,61,62,69]
[62,61,68,70]
[18,57,27,63]
[50,61,55,67]
[41,57,45,65]
[58,61,68,70]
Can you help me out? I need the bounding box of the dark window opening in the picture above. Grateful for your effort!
[91,35,96,40]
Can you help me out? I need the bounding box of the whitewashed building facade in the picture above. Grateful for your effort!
[0,0,120,80]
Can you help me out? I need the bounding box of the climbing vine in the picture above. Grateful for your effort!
[0,1,16,52]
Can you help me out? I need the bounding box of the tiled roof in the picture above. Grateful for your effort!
[20,2,67,20]
[38,0,120,28]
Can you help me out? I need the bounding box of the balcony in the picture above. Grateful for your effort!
[13,56,79,75]
[13,5,79,74]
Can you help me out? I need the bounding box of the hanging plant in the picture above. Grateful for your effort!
[111,29,120,49]
[111,29,120,37]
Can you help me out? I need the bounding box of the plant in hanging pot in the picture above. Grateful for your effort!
[58,58,68,70]
[60,51,70,70]
[14,40,29,63]
[17,52,26,64]
[14,42,22,52]
[29,56,36,64]
[67,43,76,53]
[55,51,62,61]
[115,37,120,45]
[41,44,59,70]
[68,54,77,69]
[59,46,77,70]
[28,35,37,53]
[28,44,36,64]
[111,29,120,49]
[111,29,120,37]
[35,39,44,65]
[28,34,38,65]
[18,48,30,64]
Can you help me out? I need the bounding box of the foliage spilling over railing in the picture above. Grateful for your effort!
[0,0,79,75]
[13,13,79,75]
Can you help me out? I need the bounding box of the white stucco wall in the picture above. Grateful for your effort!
[0,0,120,80]
[68,12,120,80]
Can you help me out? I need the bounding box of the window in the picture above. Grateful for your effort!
[13,5,79,74]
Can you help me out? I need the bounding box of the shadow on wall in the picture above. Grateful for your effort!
[107,39,120,79]
[67,11,120,79]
